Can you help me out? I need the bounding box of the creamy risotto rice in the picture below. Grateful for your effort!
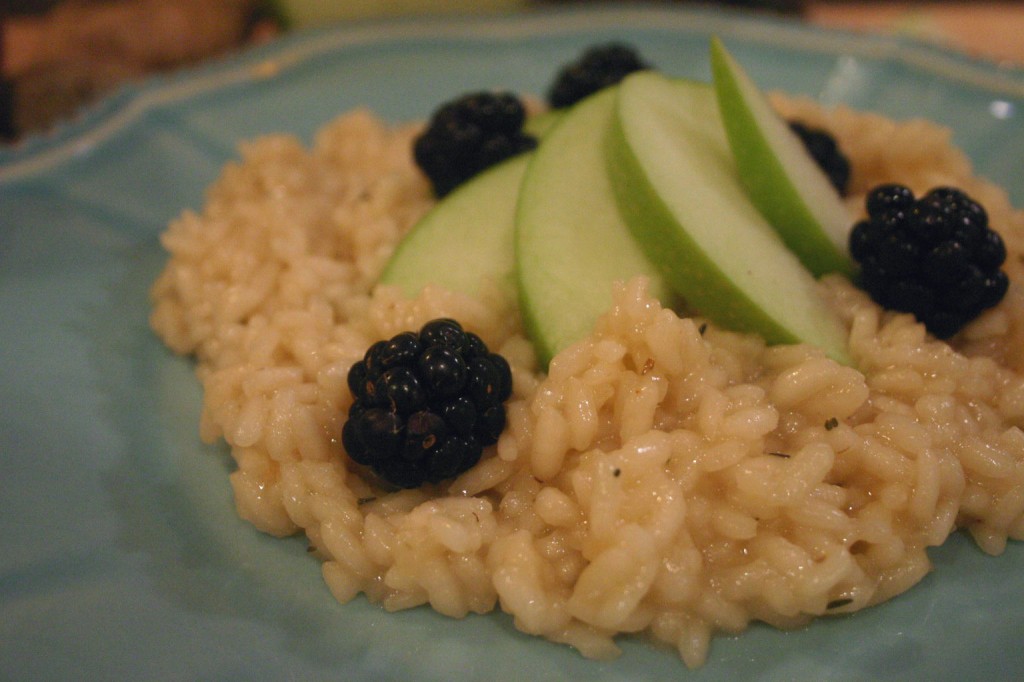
[150,98,1024,667]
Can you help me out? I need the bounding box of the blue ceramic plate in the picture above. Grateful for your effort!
[2,5,1022,681]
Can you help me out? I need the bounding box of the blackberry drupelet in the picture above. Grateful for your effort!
[342,318,513,488]
[413,91,537,197]
[849,184,1009,338]
[547,43,650,109]
[789,121,851,195]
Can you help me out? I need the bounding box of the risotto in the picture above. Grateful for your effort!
[149,96,1024,668]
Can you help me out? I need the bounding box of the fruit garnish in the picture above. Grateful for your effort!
[380,104,565,303]
[547,43,650,109]
[380,154,530,301]
[342,318,512,489]
[849,184,1009,338]
[788,121,851,196]
[608,71,850,364]
[515,86,673,366]
[413,91,536,197]
[709,37,854,277]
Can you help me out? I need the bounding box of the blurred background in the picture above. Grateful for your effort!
[1,1,1022,142]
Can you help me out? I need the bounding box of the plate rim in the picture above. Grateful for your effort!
[1,3,1023,185]
[2,4,1023,679]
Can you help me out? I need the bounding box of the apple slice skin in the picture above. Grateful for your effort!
[516,87,672,367]
[379,152,529,301]
[710,37,854,278]
[523,108,563,138]
[607,72,851,364]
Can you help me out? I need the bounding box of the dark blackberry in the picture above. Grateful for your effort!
[345,407,403,466]
[788,121,851,195]
[850,184,1009,338]
[413,92,537,197]
[547,43,650,109]
[377,331,421,368]
[403,410,447,460]
[439,396,477,437]
[417,346,468,399]
[380,366,425,415]
[865,183,915,219]
[464,355,505,407]
[462,331,489,359]
[420,318,470,352]
[343,319,513,488]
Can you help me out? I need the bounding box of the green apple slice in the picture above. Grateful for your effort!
[607,72,850,364]
[516,87,673,367]
[710,37,854,277]
[522,108,564,138]
[379,153,529,301]
[378,109,563,301]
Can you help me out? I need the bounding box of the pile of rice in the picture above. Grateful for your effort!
[150,98,1024,667]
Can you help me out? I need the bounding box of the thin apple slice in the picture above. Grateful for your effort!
[710,37,854,277]
[378,109,563,301]
[522,108,564,138]
[608,72,850,364]
[516,87,673,367]
[379,152,529,301]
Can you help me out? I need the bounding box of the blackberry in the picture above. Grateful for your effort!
[789,121,851,195]
[342,318,513,488]
[850,184,1009,338]
[413,91,537,197]
[547,43,650,109]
